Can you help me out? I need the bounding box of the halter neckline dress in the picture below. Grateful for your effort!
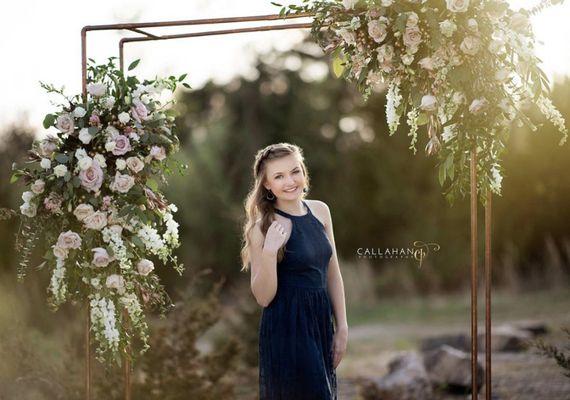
[258,200,337,400]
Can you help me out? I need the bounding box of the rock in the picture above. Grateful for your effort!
[477,325,532,352]
[421,324,536,354]
[509,320,549,337]
[360,351,433,400]
[423,344,483,394]
[420,334,470,352]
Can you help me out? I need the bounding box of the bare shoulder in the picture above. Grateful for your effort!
[305,199,331,227]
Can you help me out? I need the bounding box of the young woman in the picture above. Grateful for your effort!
[241,143,348,400]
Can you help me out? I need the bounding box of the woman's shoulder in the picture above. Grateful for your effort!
[305,199,331,226]
[305,199,330,213]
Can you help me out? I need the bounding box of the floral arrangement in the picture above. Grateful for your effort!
[11,57,188,364]
[277,0,568,204]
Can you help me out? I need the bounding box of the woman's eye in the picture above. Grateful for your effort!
[293,170,300,174]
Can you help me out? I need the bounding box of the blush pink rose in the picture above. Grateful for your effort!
[130,99,149,123]
[79,159,104,193]
[92,247,112,267]
[56,230,82,249]
[111,135,131,156]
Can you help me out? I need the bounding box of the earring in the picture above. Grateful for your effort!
[303,187,308,193]
[266,190,275,201]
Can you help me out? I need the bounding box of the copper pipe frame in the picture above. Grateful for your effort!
[80,12,493,400]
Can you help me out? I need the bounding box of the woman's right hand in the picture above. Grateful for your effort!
[263,221,288,253]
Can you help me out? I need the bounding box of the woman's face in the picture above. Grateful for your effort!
[263,154,306,200]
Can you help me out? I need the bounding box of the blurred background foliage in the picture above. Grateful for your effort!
[0,40,569,398]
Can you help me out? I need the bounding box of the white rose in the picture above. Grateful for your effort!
[118,112,130,124]
[452,91,466,105]
[105,274,125,290]
[126,157,144,173]
[78,156,93,171]
[105,141,116,152]
[92,247,112,267]
[407,12,419,28]
[368,19,388,44]
[510,13,529,32]
[381,0,393,5]
[137,259,155,276]
[83,211,108,231]
[401,53,415,65]
[56,113,75,135]
[495,69,510,83]
[73,107,87,118]
[57,230,82,249]
[110,173,135,193]
[469,98,488,114]
[53,164,68,177]
[40,158,51,169]
[31,180,45,194]
[20,202,37,217]
[93,154,107,168]
[440,19,457,38]
[87,83,106,97]
[116,159,127,170]
[467,18,478,32]
[460,36,480,56]
[420,95,438,112]
[103,97,116,109]
[105,125,120,138]
[488,39,505,54]
[343,0,358,9]
[446,0,469,13]
[418,57,435,70]
[73,204,95,221]
[52,245,69,260]
[75,148,88,160]
[78,128,93,144]
[22,191,34,202]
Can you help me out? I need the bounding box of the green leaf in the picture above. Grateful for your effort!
[55,153,69,163]
[88,126,99,135]
[417,113,429,126]
[178,73,187,82]
[131,235,145,250]
[146,178,159,192]
[438,163,446,186]
[182,82,191,89]
[10,173,20,184]
[43,114,56,129]
[332,55,345,78]
[128,59,140,71]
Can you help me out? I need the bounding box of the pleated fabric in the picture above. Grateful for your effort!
[259,200,337,400]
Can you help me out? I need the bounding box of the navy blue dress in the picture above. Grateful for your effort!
[259,200,337,400]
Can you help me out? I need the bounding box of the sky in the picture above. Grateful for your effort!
[1,0,569,135]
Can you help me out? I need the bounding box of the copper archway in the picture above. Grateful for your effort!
[81,13,493,400]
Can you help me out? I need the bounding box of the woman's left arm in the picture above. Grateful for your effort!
[320,201,348,368]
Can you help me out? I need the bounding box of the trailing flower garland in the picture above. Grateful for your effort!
[12,57,188,364]
[277,0,568,204]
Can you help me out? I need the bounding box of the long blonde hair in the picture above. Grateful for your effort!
[240,143,310,272]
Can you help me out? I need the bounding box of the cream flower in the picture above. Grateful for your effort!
[56,230,82,249]
[73,204,95,221]
[137,259,155,276]
[446,0,469,13]
[84,211,108,231]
